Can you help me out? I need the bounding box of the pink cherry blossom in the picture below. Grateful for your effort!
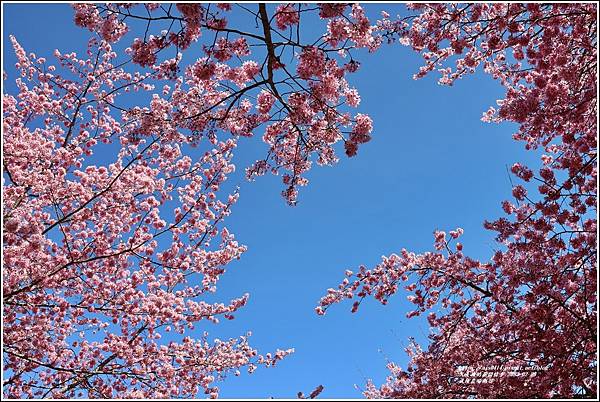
[320,3,597,398]
[5,2,595,399]
[275,4,300,31]
[2,2,389,397]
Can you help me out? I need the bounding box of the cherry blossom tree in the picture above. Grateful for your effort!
[2,3,378,398]
[319,3,597,398]
[4,2,597,399]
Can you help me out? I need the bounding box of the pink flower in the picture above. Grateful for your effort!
[349,114,373,146]
[511,163,534,181]
[345,88,361,107]
[256,90,275,114]
[241,60,260,81]
[319,4,347,19]
[275,4,300,30]
[512,185,527,200]
[130,38,158,67]
[449,228,464,239]
[344,140,358,157]
[297,47,326,79]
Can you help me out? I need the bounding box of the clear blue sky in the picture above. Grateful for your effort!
[3,3,539,398]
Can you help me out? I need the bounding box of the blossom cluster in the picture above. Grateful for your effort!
[322,3,597,398]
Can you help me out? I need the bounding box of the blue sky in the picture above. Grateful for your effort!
[3,3,540,398]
